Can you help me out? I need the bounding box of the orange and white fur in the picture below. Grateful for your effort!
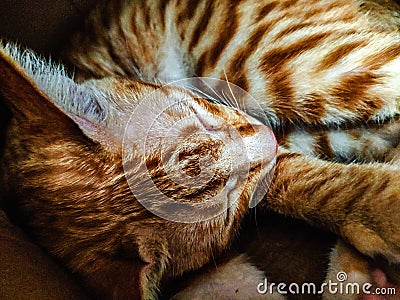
[1,0,400,298]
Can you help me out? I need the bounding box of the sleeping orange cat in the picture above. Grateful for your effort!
[1,0,400,298]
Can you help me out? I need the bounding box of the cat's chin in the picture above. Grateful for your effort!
[223,156,277,219]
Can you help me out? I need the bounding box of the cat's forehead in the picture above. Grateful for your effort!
[101,78,232,129]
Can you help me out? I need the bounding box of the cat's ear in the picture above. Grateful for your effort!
[0,43,119,149]
[0,43,74,126]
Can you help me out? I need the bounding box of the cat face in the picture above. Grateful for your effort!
[88,77,278,223]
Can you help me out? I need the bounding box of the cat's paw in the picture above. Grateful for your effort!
[336,166,400,264]
[341,208,400,265]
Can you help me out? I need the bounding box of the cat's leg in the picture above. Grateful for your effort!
[260,149,400,265]
[277,121,400,298]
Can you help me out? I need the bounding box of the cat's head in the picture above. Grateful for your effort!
[0,43,277,298]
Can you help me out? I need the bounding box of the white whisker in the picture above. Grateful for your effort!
[223,68,240,110]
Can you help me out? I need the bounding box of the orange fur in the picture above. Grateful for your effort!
[1,0,400,298]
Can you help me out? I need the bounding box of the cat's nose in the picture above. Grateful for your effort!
[241,124,277,164]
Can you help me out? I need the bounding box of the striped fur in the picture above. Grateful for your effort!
[66,0,400,162]
[68,0,400,127]
[64,0,400,297]
[1,0,400,299]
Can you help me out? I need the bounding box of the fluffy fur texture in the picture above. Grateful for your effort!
[1,41,109,123]
[1,0,400,299]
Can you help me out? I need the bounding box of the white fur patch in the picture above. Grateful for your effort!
[287,129,316,156]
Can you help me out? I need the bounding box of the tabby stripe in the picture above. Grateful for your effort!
[186,172,228,198]
[146,155,228,201]
[145,82,171,97]
[232,74,249,93]
[301,1,345,21]
[317,41,367,72]
[273,23,314,42]
[195,0,241,75]
[261,32,333,74]
[279,0,300,9]
[310,168,343,213]
[104,35,130,76]
[255,2,279,24]
[332,72,382,116]
[84,62,106,79]
[188,0,214,52]
[67,27,98,77]
[117,16,140,77]
[341,174,370,220]
[300,93,326,122]
[374,177,391,195]
[113,2,141,77]
[177,0,201,25]
[225,22,274,91]
[303,7,327,20]
[276,151,302,161]
[103,2,131,76]
[212,79,244,106]
[269,70,297,122]
[261,33,332,122]
[178,141,221,160]
[236,123,256,137]
[158,0,171,30]
[142,2,151,28]
[364,44,400,71]
[130,6,139,39]
[275,11,350,37]
[82,3,119,76]
[314,132,334,160]
[194,96,224,115]
[177,0,202,41]
[283,3,354,24]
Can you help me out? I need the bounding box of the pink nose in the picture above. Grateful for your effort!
[242,124,277,164]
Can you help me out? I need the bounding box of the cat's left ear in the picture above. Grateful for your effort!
[0,44,76,128]
[0,43,118,149]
